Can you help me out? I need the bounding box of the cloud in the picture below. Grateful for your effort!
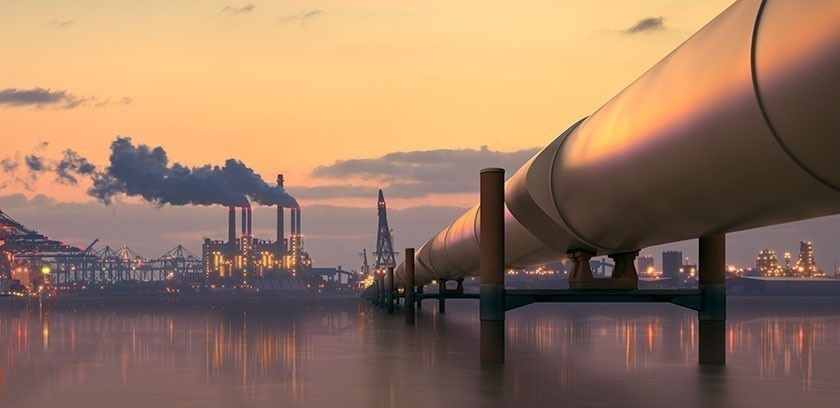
[24,155,46,172]
[47,19,74,29]
[221,4,255,14]
[1,156,19,173]
[623,16,666,34]
[0,87,131,109]
[279,9,325,25]
[306,146,540,199]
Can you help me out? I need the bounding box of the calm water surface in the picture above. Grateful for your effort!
[1,296,839,407]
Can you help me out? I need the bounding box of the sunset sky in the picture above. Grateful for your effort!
[2,0,838,271]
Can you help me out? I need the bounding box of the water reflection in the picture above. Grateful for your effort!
[0,297,839,407]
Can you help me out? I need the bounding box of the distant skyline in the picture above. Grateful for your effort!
[2,1,838,271]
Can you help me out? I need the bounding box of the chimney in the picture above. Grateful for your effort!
[277,174,285,249]
[247,206,252,236]
[228,206,236,245]
[241,206,247,236]
[277,206,285,249]
[296,207,301,237]
[291,207,300,236]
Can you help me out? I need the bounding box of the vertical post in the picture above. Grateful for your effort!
[387,267,395,314]
[416,286,423,309]
[372,280,379,306]
[438,280,446,314]
[377,278,384,308]
[379,278,386,309]
[699,234,726,364]
[480,167,505,364]
[405,248,415,324]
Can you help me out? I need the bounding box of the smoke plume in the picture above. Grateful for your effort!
[55,149,97,184]
[89,137,297,208]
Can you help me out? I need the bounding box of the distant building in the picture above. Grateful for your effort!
[637,255,655,276]
[662,251,682,278]
[794,241,823,277]
[756,249,782,276]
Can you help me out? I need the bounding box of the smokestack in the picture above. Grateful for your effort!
[291,207,301,236]
[241,206,247,236]
[296,207,301,237]
[277,206,285,248]
[228,206,236,245]
[247,206,252,236]
[277,174,285,249]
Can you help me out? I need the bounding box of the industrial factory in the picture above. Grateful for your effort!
[203,175,312,286]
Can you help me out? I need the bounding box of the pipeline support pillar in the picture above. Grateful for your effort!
[699,234,726,364]
[480,168,505,364]
[387,267,395,314]
[405,248,416,323]
[416,286,423,309]
[438,280,446,314]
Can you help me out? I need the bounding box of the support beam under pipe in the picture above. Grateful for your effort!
[387,267,394,314]
[405,248,415,324]
[699,234,726,364]
[480,168,505,364]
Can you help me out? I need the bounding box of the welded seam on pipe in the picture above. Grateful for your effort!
[749,0,840,194]
[546,118,619,253]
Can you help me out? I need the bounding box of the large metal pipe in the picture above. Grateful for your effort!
[395,0,840,287]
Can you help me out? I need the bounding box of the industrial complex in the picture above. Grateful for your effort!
[202,175,313,287]
[0,174,362,296]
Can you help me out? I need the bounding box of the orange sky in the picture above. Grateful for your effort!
[0,0,735,208]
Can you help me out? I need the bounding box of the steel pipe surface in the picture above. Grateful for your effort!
[394,0,840,287]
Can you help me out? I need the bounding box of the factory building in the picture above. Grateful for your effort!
[637,255,655,276]
[662,251,682,278]
[203,175,311,286]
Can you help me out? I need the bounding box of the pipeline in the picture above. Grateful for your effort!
[396,0,840,287]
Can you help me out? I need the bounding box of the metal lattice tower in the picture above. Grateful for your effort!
[373,189,397,273]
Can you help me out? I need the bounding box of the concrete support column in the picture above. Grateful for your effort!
[387,267,395,314]
[405,248,415,323]
[699,234,726,364]
[480,168,505,364]
[567,250,596,289]
[416,286,423,309]
[377,278,385,308]
[438,280,446,314]
[372,280,379,306]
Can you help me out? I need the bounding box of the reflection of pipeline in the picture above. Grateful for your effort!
[396,0,840,287]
